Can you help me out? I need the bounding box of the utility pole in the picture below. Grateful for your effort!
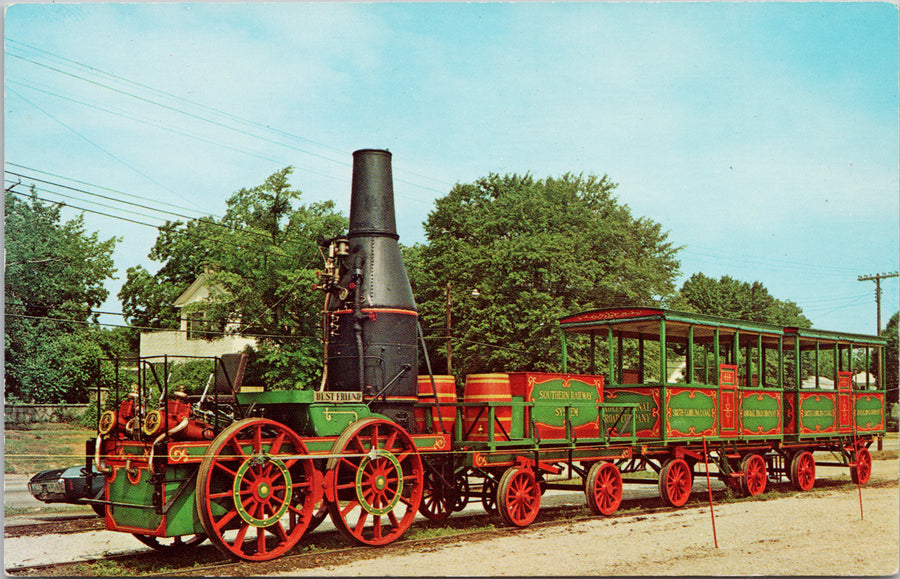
[445,282,452,375]
[858,272,898,334]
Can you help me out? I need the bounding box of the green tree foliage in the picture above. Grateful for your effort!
[676,273,811,327]
[5,189,123,402]
[410,172,681,378]
[882,312,898,406]
[118,167,348,390]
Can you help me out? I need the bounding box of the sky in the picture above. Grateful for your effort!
[3,1,899,338]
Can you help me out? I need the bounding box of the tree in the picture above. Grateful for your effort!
[5,188,123,402]
[410,172,681,378]
[118,167,348,390]
[676,273,811,327]
[882,312,898,406]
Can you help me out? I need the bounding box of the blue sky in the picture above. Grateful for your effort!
[4,2,898,336]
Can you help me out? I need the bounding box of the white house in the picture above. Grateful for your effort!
[139,273,257,360]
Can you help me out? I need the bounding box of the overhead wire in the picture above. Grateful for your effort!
[6,44,448,200]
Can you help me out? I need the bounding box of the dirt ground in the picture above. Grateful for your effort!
[278,461,900,577]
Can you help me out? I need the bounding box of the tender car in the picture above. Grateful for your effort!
[28,464,105,516]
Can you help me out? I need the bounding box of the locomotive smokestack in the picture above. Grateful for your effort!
[323,149,419,430]
[349,149,397,237]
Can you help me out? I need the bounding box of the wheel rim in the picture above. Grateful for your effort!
[326,418,423,546]
[791,451,815,491]
[741,454,767,496]
[498,467,540,527]
[196,418,319,561]
[659,458,692,507]
[852,448,872,484]
[586,462,622,516]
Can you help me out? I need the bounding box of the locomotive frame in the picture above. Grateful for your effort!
[82,150,887,561]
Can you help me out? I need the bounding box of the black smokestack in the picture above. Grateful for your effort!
[349,149,398,237]
[324,149,418,428]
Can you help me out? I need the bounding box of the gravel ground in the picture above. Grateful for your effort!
[278,462,899,577]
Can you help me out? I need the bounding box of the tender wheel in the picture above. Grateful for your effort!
[132,533,207,551]
[451,470,470,512]
[658,458,692,507]
[326,418,423,546]
[497,466,541,527]
[480,475,498,514]
[196,418,321,561]
[789,451,816,491]
[419,468,454,522]
[850,447,872,485]
[585,461,623,516]
[740,454,767,497]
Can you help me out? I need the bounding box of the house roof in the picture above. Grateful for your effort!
[173,273,215,308]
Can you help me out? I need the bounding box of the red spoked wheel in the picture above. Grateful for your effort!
[850,447,872,485]
[789,451,816,491]
[497,466,541,527]
[585,461,623,516]
[419,468,454,522]
[658,458,693,507]
[196,418,321,561]
[326,418,423,546]
[740,454,767,497]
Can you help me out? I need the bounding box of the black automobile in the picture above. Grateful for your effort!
[27,464,105,516]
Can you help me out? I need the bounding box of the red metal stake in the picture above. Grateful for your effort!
[702,436,718,548]
[852,418,864,520]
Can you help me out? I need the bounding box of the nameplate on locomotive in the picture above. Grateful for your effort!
[314,391,363,403]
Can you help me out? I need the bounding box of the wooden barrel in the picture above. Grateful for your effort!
[464,373,512,441]
[415,375,457,434]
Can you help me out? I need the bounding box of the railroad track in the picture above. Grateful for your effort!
[7,478,896,577]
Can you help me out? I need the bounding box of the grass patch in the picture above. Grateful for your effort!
[405,522,496,541]
[4,423,95,474]
[4,503,94,517]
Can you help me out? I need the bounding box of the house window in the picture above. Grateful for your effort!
[186,311,224,340]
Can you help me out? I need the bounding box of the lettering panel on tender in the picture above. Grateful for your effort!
[603,387,661,438]
[854,391,885,432]
[740,391,782,437]
[509,372,604,440]
[798,392,837,434]
[665,386,718,438]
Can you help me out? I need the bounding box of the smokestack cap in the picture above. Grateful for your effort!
[350,149,397,238]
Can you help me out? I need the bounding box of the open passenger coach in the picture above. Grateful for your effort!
[83,150,887,561]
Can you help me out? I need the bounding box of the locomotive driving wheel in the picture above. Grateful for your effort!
[196,418,321,561]
[497,466,541,527]
[325,418,423,546]
[585,461,623,516]
[740,454,767,496]
[850,447,872,485]
[789,451,816,491]
[658,458,692,507]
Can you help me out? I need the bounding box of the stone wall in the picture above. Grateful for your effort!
[4,404,89,426]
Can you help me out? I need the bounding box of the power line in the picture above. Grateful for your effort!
[8,38,457,190]
[6,42,450,198]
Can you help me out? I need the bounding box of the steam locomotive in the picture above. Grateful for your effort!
[87,149,888,561]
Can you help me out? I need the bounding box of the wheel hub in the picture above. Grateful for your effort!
[233,455,292,527]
